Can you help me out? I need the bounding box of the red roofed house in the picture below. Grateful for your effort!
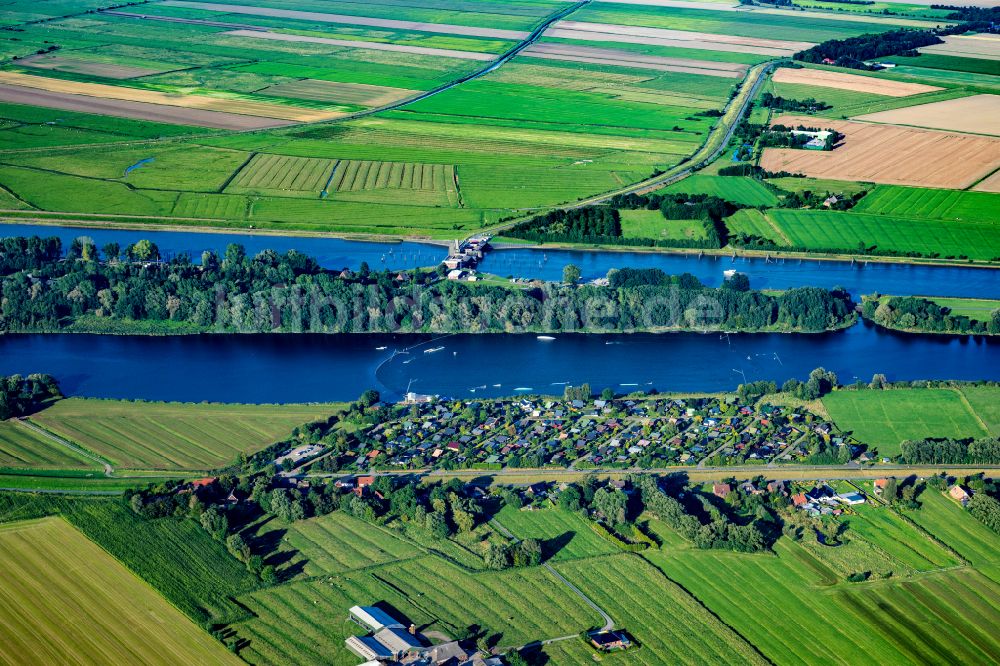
[190,477,216,489]
[446,441,461,452]
[873,479,888,495]
[713,483,731,499]
[354,475,375,497]
[792,493,808,507]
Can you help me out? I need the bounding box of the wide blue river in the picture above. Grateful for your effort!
[1,223,997,403]
[0,324,997,403]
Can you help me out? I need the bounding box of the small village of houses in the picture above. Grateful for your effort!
[322,395,859,475]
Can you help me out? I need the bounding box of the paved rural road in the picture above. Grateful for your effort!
[544,563,615,631]
[17,419,114,476]
[491,516,613,630]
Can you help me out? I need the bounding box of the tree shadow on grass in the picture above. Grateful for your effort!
[541,530,575,562]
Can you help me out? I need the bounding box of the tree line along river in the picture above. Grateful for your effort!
[0,224,997,403]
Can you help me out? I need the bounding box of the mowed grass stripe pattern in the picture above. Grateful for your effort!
[555,552,769,664]
[234,555,602,665]
[29,399,341,470]
[0,517,241,666]
[852,185,1000,225]
[765,209,1000,261]
[845,504,961,572]
[832,568,1000,664]
[650,541,893,665]
[284,511,414,576]
[907,491,1000,568]
[822,389,989,456]
[0,420,95,469]
[228,154,336,193]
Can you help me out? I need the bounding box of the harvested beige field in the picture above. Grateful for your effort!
[223,29,493,61]
[162,1,529,40]
[0,71,343,122]
[522,43,746,77]
[854,94,1000,136]
[771,67,941,96]
[760,115,1000,189]
[260,79,418,106]
[19,54,164,79]
[0,84,295,129]
[972,169,1000,193]
[920,34,1000,62]
[546,21,813,56]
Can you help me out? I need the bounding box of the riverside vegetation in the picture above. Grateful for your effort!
[0,236,856,334]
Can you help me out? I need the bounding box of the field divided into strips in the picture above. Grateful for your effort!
[852,185,1000,225]
[329,160,459,206]
[764,209,1000,261]
[0,419,95,469]
[659,173,779,206]
[227,154,336,196]
[843,504,961,572]
[649,532,1000,665]
[553,553,768,665]
[234,554,603,665]
[822,389,989,456]
[907,491,1000,568]
[495,505,619,561]
[0,517,242,666]
[28,398,341,471]
[282,511,414,576]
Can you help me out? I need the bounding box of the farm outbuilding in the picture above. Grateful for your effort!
[349,605,403,632]
[345,635,393,661]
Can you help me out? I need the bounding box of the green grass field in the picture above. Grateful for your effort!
[925,297,1000,321]
[278,510,415,576]
[823,389,991,456]
[553,552,769,664]
[233,553,602,665]
[843,503,961,572]
[0,419,95,470]
[0,517,241,665]
[494,505,619,561]
[960,386,1000,436]
[660,174,779,206]
[906,491,1000,568]
[620,209,708,241]
[28,398,343,471]
[649,521,1000,665]
[763,209,1000,260]
[853,186,1000,225]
